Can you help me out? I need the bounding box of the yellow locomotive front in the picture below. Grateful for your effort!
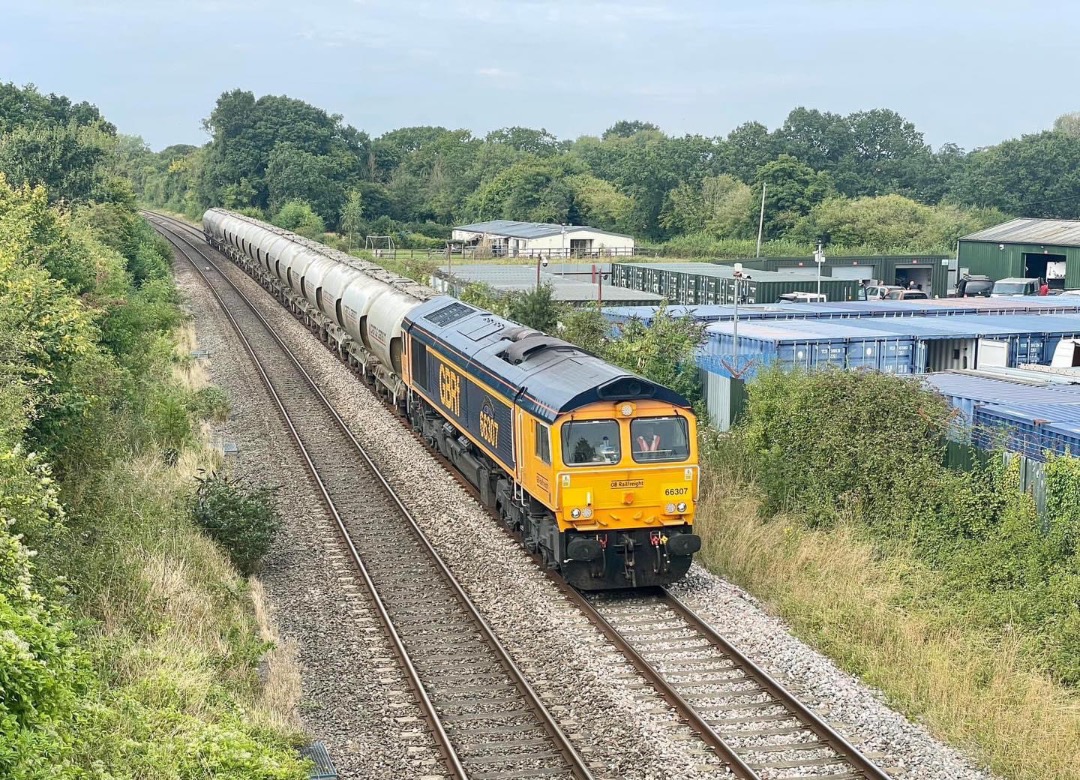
[535,399,701,588]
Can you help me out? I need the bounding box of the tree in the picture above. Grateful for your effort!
[486,126,563,157]
[467,156,585,224]
[265,143,345,224]
[660,174,755,237]
[603,307,704,405]
[340,189,365,251]
[754,155,833,239]
[773,107,850,172]
[950,131,1080,219]
[565,174,633,232]
[0,121,114,205]
[603,120,660,139]
[506,284,559,333]
[198,89,368,213]
[792,194,1005,252]
[1053,112,1080,138]
[272,200,325,239]
[558,306,608,355]
[721,122,776,183]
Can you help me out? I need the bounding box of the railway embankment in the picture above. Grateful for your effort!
[0,180,308,777]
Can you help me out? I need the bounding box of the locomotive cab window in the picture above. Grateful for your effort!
[562,420,620,466]
[534,420,551,464]
[631,417,689,463]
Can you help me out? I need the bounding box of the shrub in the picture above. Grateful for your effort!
[189,386,230,422]
[192,473,280,575]
[271,201,324,240]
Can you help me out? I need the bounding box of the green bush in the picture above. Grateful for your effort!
[189,386,231,422]
[722,367,1080,685]
[192,473,280,575]
[271,201,324,240]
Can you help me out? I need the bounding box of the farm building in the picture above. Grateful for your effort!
[958,218,1080,290]
[451,220,635,258]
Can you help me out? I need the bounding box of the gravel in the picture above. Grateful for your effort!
[195,240,727,780]
[173,252,440,780]
[176,226,1002,780]
[669,568,1001,780]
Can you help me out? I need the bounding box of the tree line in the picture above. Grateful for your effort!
[113,87,1080,254]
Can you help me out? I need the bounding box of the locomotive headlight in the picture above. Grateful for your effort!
[620,403,634,417]
[571,508,582,519]
[582,507,594,519]
[665,503,676,514]
[677,502,687,513]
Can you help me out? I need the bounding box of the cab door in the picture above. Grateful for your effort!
[517,409,555,509]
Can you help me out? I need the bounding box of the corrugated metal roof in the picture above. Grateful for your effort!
[978,401,1080,427]
[454,220,632,240]
[706,312,1080,343]
[925,373,1080,404]
[603,297,1080,326]
[960,218,1080,247]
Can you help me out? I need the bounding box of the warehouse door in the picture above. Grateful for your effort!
[1024,253,1066,290]
[830,266,875,281]
[894,265,932,293]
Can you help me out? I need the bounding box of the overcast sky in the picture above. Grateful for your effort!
[1,0,1076,151]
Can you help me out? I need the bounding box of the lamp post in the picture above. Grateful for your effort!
[732,263,743,372]
[561,223,567,259]
[814,242,825,298]
[536,254,548,291]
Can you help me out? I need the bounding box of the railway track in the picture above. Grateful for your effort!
[581,589,892,780]
[150,212,895,780]
[148,213,593,780]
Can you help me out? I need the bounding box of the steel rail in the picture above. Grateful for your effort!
[155,210,894,780]
[661,589,892,780]
[150,213,593,780]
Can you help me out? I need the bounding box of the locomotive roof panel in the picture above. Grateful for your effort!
[406,296,691,422]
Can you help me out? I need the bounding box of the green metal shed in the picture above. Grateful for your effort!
[958,219,1080,290]
[717,254,950,298]
[609,262,859,304]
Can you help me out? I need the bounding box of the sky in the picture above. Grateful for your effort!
[1,0,1077,152]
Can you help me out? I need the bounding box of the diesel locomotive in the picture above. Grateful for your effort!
[203,208,701,589]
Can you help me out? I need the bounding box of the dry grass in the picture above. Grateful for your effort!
[249,578,304,734]
[695,472,1080,780]
[88,428,304,738]
[172,323,208,392]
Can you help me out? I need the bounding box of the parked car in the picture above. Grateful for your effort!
[991,277,1040,297]
[864,284,901,300]
[776,292,828,303]
[886,289,930,300]
[954,275,993,298]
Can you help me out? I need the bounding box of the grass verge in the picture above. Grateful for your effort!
[694,471,1080,780]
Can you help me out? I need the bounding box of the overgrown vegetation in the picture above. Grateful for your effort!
[698,369,1080,780]
[0,83,306,779]
[194,473,282,576]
